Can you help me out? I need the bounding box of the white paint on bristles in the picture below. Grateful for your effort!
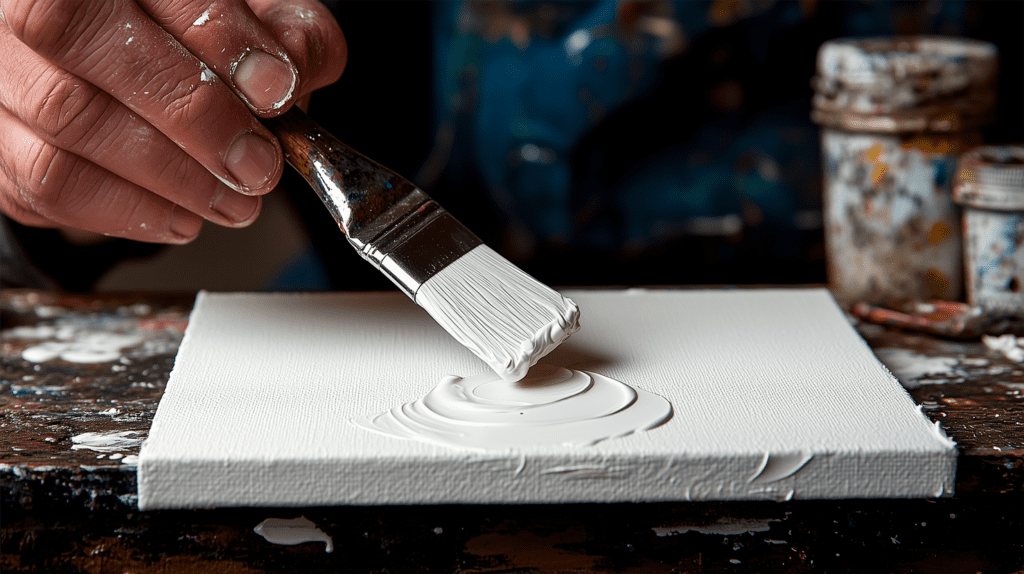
[416,244,580,381]
[254,517,333,553]
[137,290,956,510]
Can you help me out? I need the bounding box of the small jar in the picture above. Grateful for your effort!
[954,145,1024,313]
[812,36,997,303]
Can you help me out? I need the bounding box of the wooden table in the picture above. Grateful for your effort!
[1,289,1021,573]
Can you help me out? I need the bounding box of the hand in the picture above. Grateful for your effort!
[0,0,346,243]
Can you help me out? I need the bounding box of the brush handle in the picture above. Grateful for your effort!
[262,108,421,242]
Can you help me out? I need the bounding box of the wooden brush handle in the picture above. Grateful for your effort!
[262,108,419,238]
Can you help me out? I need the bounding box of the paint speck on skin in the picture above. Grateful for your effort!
[254,517,333,553]
[199,62,216,83]
[21,332,143,364]
[193,9,211,26]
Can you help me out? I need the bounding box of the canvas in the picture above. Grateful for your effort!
[138,289,955,509]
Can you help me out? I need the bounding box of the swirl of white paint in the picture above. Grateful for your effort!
[355,365,672,450]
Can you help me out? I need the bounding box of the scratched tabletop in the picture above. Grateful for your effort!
[1,289,1021,573]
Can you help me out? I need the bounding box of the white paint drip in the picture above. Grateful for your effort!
[212,171,243,192]
[355,364,672,450]
[416,244,580,381]
[22,332,143,363]
[652,517,782,537]
[748,451,813,483]
[192,9,211,26]
[254,517,333,553]
[71,431,144,453]
[873,348,962,388]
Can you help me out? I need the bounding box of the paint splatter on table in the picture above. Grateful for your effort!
[1,289,1020,573]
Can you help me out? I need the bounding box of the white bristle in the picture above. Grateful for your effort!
[416,244,580,381]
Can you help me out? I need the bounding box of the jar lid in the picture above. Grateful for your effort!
[812,36,997,133]
[954,145,1024,211]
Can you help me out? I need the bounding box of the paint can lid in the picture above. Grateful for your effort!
[953,145,1024,211]
[812,36,998,133]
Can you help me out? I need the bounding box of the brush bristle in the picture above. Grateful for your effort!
[415,245,580,381]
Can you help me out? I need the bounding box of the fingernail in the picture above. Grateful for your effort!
[233,50,296,111]
[169,209,203,241]
[211,185,261,225]
[225,133,279,192]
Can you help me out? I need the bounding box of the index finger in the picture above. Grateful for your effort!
[140,0,301,115]
[3,0,283,194]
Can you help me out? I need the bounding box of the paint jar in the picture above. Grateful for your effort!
[954,145,1024,314]
[812,36,997,303]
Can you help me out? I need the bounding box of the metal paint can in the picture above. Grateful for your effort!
[813,36,997,303]
[954,145,1024,313]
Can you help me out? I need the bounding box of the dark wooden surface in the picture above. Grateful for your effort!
[1,289,1021,573]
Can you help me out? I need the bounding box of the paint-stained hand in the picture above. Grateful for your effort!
[0,0,346,243]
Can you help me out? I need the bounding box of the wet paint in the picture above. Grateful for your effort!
[354,364,672,450]
[813,37,998,303]
[954,145,1024,313]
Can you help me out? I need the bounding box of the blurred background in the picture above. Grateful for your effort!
[4,0,1022,292]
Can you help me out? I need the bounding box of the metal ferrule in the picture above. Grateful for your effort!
[265,109,482,298]
[365,206,482,298]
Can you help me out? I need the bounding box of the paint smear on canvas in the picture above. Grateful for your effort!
[355,364,672,450]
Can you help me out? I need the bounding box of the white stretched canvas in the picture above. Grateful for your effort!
[138,289,956,510]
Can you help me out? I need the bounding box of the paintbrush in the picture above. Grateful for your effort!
[263,108,580,381]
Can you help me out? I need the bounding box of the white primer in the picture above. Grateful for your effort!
[355,365,671,450]
[254,516,333,553]
[416,244,580,381]
[138,290,956,509]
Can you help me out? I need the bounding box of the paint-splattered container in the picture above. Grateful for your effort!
[954,145,1024,313]
[813,36,997,303]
